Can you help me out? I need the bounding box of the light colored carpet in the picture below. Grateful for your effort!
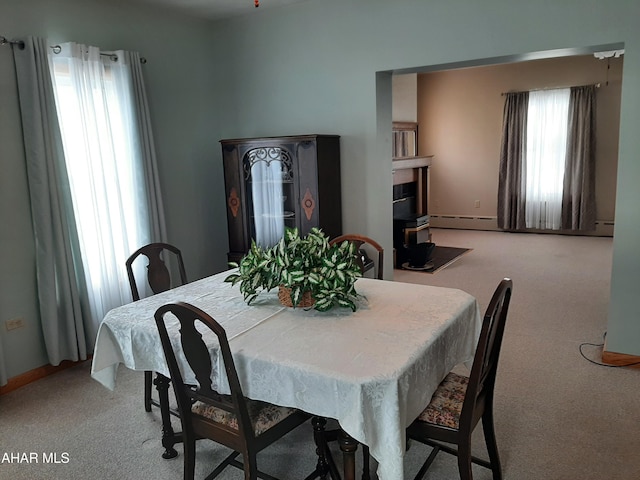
[2,228,639,480]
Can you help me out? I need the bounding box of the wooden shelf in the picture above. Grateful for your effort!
[392,155,432,170]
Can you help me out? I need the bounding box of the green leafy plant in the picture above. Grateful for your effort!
[224,227,363,311]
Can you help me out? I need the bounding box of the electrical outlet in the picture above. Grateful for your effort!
[474,200,480,208]
[5,317,25,331]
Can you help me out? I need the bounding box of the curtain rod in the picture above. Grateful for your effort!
[50,44,118,61]
[1,36,146,63]
[50,44,147,64]
[501,83,600,96]
[0,35,25,49]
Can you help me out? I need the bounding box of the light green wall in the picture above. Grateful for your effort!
[2,0,639,380]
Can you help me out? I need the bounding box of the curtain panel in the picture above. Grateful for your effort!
[497,92,529,230]
[12,37,89,365]
[49,43,167,339]
[123,50,167,244]
[525,88,570,230]
[249,148,285,247]
[562,85,597,231]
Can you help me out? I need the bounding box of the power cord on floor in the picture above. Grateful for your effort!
[579,331,640,368]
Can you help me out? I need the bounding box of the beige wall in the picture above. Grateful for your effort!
[417,54,622,233]
[392,73,418,122]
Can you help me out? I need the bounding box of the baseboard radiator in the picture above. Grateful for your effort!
[429,215,614,237]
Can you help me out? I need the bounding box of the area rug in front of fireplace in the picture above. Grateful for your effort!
[400,246,472,274]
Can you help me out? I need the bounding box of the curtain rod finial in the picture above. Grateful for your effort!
[0,35,24,49]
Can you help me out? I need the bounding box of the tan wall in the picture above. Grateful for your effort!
[392,73,418,122]
[417,55,622,231]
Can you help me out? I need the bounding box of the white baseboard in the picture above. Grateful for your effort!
[429,215,614,237]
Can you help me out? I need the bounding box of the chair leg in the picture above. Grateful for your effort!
[183,436,196,480]
[362,445,371,480]
[144,370,153,412]
[245,452,258,480]
[305,417,340,480]
[482,411,503,480]
[412,445,440,480]
[457,438,473,480]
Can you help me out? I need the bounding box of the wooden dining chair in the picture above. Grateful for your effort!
[155,302,311,480]
[405,278,513,480]
[329,234,384,280]
[125,242,188,412]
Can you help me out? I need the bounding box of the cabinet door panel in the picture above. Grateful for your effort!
[243,146,294,248]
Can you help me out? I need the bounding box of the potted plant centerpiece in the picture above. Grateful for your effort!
[224,227,363,311]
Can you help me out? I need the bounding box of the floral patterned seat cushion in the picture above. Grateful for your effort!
[192,398,299,436]
[415,372,468,429]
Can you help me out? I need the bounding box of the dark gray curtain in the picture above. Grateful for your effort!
[562,85,596,230]
[497,92,529,230]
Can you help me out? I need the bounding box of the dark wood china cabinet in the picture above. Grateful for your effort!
[221,135,342,264]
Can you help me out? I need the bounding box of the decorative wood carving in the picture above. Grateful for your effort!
[302,188,316,221]
[227,187,240,218]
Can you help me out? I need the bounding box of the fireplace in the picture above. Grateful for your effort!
[391,122,433,267]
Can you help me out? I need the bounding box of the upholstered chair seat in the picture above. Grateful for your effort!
[193,400,300,436]
[415,372,468,430]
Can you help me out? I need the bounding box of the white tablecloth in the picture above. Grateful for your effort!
[91,271,481,480]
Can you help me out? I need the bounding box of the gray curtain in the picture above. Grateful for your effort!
[12,37,89,365]
[122,50,167,243]
[497,92,529,230]
[562,85,597,230]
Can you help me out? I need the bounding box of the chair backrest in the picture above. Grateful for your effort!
[125,243,188,301]
[460,278,513,430]
[155,302,254,448]
[329,234,384,280]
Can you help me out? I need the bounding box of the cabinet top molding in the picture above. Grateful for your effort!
[220,134,339,145]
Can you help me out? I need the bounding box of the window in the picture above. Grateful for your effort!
[525,88,570,229]
[49,44,151,328]
[498,85,596,232]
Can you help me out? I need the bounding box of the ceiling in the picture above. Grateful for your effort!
[130,0,311,20]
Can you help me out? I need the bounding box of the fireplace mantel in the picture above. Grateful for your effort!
[392,154,431,221]
[392,155,432,184]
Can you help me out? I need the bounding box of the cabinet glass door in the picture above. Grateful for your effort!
[244,147,295,248]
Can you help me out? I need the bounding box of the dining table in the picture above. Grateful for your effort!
[91,269,482,480]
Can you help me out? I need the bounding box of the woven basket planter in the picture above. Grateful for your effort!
[277,285,315,308]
